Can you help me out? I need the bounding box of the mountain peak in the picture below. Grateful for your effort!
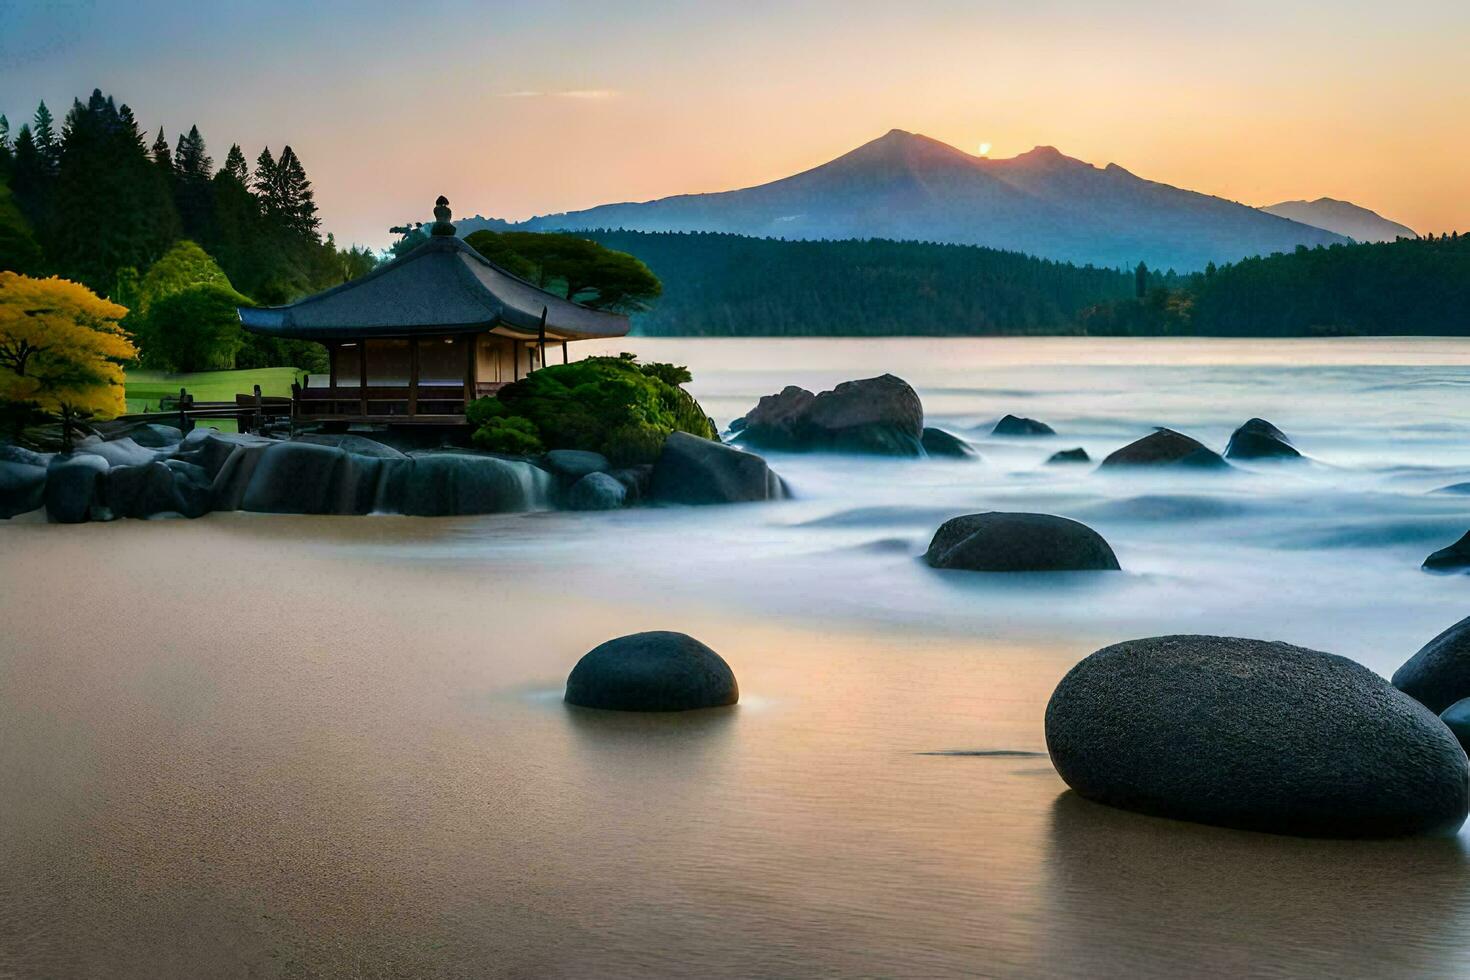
[1260,198,1417,242]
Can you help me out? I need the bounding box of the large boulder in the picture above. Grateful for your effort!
[1392,616,1470,713]
[382,453,554,516]
[44,453,110,523]
[650,431,785,505]
[0,460,47,518]
[566,471,627,511]
[923,512,1120,572]
[1046,635,1470,838]
[541,449,610,480]
[103,460,212,519]
[738,375,924,455]
[993,414,1055,437]
[1047,448,1091,465]
[1225,418,1301,461]
[921,427,978,459]
[1100,428,1228,470]
[564,631,739,712]
[1422,531,1470,573]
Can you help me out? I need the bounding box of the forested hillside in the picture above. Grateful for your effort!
[576,230,1139,335]
[1080,235,1470,336]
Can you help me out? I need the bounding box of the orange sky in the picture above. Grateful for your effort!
[4,1,1467,246]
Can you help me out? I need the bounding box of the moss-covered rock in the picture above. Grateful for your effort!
[466,355,717,466]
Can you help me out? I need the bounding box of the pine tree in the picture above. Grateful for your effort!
[1134,261,1149,299]
[151,127,173,171]
[222,143,249,184]
[174,125,212,179]
[9,124,50,229]
[0,115,11,176]
[31,101,59,176]
[274,145,319,241]
[48,89,179,292]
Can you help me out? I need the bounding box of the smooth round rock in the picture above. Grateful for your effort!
[1046,634,1470,838]
[924,512,1120,572]
[1100,428,1228,469]
[1046,448,1090,465]
[566,471,627,511]
[1441,699,1470,755]
[565,631,739,712]
[993,414,1055,437]
[1393,616,1470,713]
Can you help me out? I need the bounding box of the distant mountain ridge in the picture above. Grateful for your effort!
[1259,197,1417,243]
[458,130,1350,271]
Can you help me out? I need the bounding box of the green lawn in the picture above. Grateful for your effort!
[124,367,305,432]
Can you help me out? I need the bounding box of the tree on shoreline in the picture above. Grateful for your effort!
[0,272,135,443]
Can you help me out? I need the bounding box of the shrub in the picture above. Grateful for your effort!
[471,415,544,455]
[466,355,716,466]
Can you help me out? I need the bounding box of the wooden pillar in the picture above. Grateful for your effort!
[358,340,368,418]
[408,337,420,416]
[513,340,520,381]
[464,334,476,409]
[562,341,568,365]
[327,342,338,389]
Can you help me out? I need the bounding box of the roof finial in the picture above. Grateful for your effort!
[431,195,456,237]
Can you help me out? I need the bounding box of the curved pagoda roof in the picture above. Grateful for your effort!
[238,199,631,341]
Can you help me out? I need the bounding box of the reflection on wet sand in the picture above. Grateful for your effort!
[1044,791,1470,977]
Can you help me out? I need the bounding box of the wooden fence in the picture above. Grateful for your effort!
[113,385,293,435]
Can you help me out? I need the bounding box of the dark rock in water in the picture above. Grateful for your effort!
[1393,616,1470,714]
[382,453,553,516]
[110,423,182,448]
[565,631,738,712]
[44,453,110,523]
[1046,634,1470,838]
[921,427,978,459]
[239,442,379,515]
[738,375,925,455]
[292,433,407,459]
[103,460,212,519]
[0,460,47,518]
[1100,428,1228,469]
[1047,448,1091,465]
[924,512,1120,572]
[0,443,49,467]
[541,449,610,480]
[737,385,818,450]
[1225,418,1300,460]
[607,464,653,505]
[1441,699,1470,755]
[650,431,785,505]
[993,414,1055,437]
[566,471,627,511]
[727,416,748,433]
[1423,532,1470,573]
[1432,483,1470,495]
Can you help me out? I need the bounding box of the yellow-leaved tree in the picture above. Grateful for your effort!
[0,272,136,444]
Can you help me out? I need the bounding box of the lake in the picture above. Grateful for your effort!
[3,337,1470,978]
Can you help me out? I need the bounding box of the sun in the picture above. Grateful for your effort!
[977,142,992,157]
